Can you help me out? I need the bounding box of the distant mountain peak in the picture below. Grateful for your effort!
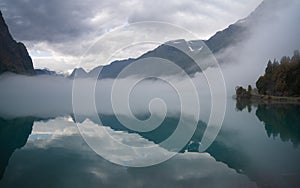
[68,67,88,78]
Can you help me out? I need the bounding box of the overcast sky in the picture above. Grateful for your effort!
[0,0,262,73]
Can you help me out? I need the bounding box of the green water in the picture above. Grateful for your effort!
[0,99,300,188]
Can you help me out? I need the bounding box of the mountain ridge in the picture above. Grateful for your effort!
[0,11,35,75]
[0,0,283,78]
[71,0,280,79]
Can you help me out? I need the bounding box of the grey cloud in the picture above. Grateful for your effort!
[1,0,92,42]
[0,0,262,71]
[128,0,262,38]
[1,0,261,42]
[1,0,136,43]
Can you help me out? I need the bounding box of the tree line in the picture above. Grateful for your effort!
[256,50,300,97]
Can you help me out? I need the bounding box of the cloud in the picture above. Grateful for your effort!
[128,0,262,38]
[1,0,118,42]
[0,0,262,71]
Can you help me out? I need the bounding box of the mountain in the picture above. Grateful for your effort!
[85,39,210,79]
[204,0,285,54]
[205,24,247,54]
[0,11,35,75]
[72,0,280,79]
[68,68,89,79]
[68,0,288,79]
[35,68,66,77]
[79,31,235,79]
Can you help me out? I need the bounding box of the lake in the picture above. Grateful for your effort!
[0,99,300,188]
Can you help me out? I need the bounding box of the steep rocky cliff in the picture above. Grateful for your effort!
[0,11,35,75]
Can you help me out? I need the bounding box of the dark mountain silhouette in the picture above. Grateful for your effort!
[35,68,65,77]
[0,11,35,75]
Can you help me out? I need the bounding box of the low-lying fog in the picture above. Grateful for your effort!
[0,0,299,119]
[0,73,214,119]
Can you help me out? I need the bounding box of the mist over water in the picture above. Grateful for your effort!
[0,73,213,120]
[1,1,299,118]
[1,1,300,187]
[218,0,300,94]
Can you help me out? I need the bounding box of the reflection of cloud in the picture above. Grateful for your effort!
[29,117,78,141]
[0,118,256,188]
[77,119,175,166]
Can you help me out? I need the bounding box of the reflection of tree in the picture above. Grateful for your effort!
[2,113,295,188]
[256,104,300,147]
[235,99,252,112]
[236,100,300,147]
[0,117,34,180]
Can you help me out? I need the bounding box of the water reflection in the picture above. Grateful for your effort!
[1,100,300,188]
[256,104,300,147]
[235,99,253,113]
[0,116,255,188]
[236,100,300,147]
[0,117,34,179]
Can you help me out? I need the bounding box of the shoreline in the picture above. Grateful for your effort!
[236,93,300,105]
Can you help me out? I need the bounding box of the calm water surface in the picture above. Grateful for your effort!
[0,99,300,188]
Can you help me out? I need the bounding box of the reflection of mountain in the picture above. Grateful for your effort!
[0,117,34,180]
[86,114,207,152]
[0,133,256,188]
[1,113,299,188]
[76,114,274,188]
[75,114,258,182]
[256,104,300,147]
